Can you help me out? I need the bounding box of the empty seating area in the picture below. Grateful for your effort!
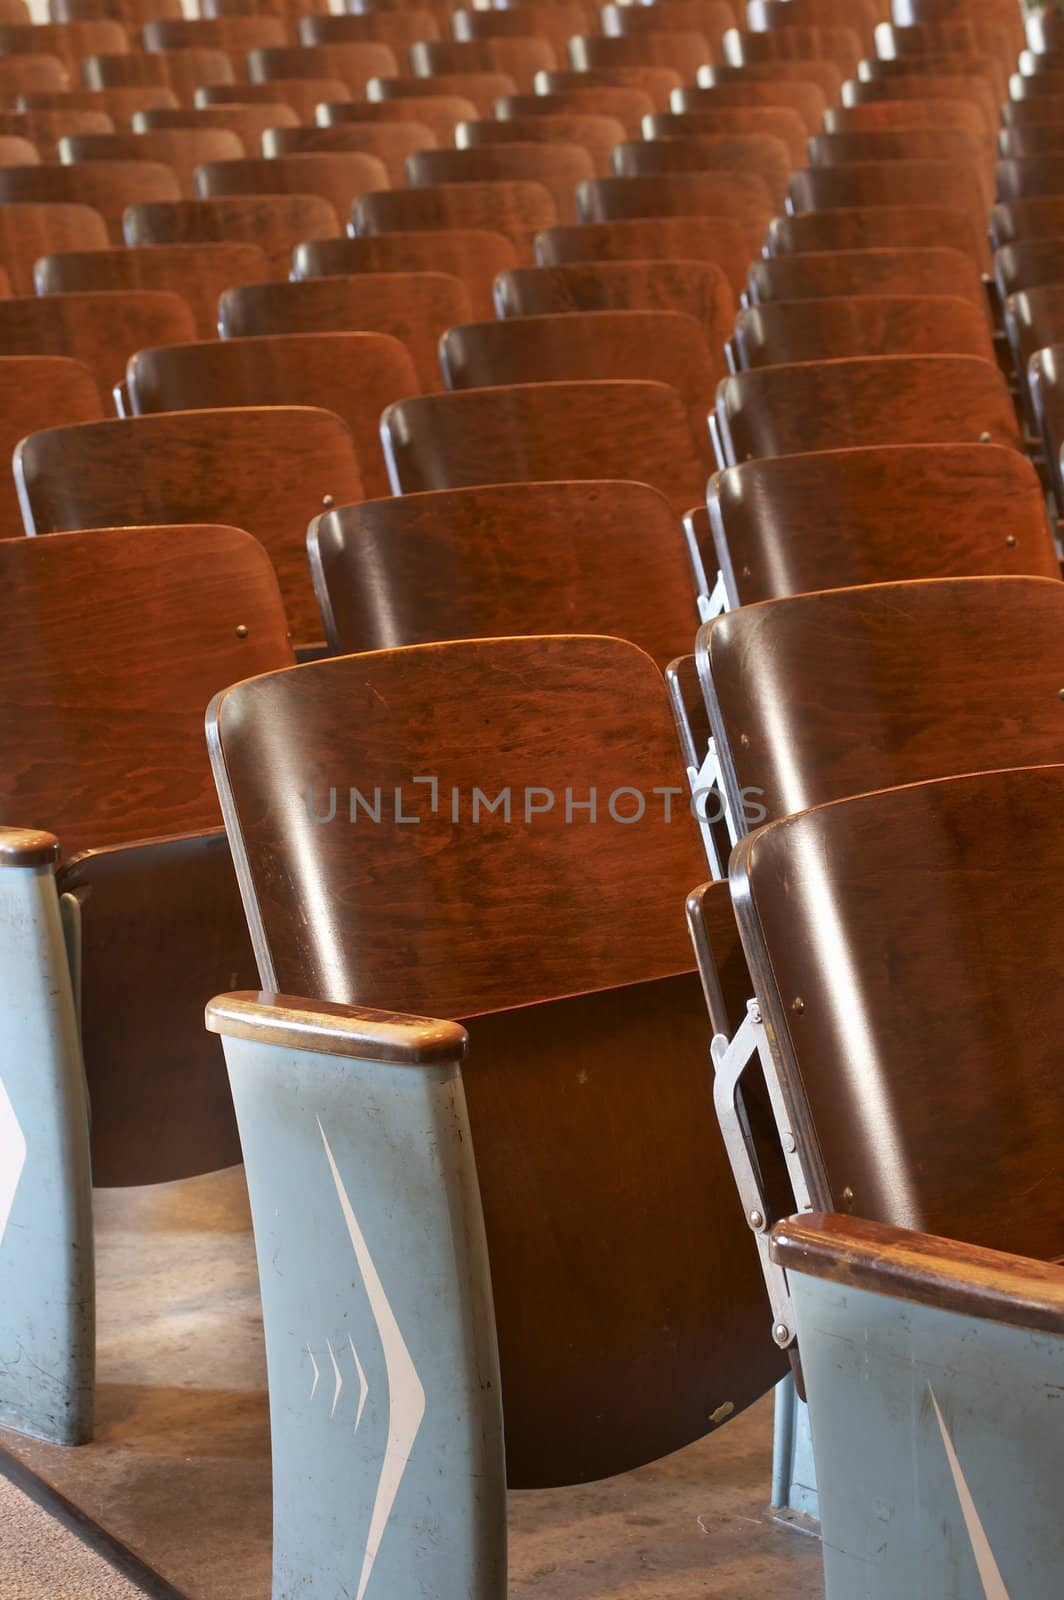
[0,0,1061,1597]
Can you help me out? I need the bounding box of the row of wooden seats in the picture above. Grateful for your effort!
[3,0,1063,1596]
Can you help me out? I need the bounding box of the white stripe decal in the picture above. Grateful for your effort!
[0,1080,26,1249]
[318,1119,426,1600]
[929,1386,1010,1600]
[350,1336,370,1432]
[327,1339,344,1419]
[307,1345,320,1401]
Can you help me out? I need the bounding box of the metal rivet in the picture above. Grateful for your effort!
[1004,534,1017,548]
[791,996,804,1014]
[235,624,249,639]
[748,1209,764,1229]
[978,431,991,443]
[783,1132,797,1153]
[321,493,335,509]
[773,1323,790,1346]
[1058,688,1064,700]
[842,1186,854,1206]
[751,1004,762,1025]
[739,732,750,747]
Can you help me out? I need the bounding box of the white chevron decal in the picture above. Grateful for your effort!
[929,1386,1010,1600]
[318,1119,426,1600]
[0,1080,26,1249]
[307,1345,320,1401]
[350,1335,369,1432]
[328,1340,343,1419]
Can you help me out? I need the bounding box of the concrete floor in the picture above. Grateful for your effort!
[0,1168,825,1599]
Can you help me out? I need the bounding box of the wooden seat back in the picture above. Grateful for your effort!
[17,85,181,122]
[246,43,400,95]
[15,406,364,645]
[533,213,748,295]
[123,192,340,277]
[644,105,808,165]
[722,22,860,75]
[406,139,593,223]
[0,522,292,1187]
[35,239,270,341]
[998,154,1064,202]
[292,227,516,320]
[612,130,792,207]
[536,66,683,115]
[733,294,995,367]
[410,35,556,92]
[58,125,243,197]
[715,355,1021,463]
[127,331,417,499]
[0,353,102,537]
[368,71,516,119]
[440,308,721,444]
[494,258,734,345]
[825,97,987,141]
[381,377,707,513]
[574,170,773,254]
[262,121,437,187]
[994,237,1064,300]
[765,203,979,259]
[207,632,783,1483]
[569,29,714,81]
[0,157,180,242]
[132,100,300,150]
[195,78,352,124]
[1029,341,1064,510]
[80,47,236,103]
[1004,284,1064,437]
[706,443,1056,606]
[715,762,1064,1261]
[307,480,697,661]
[195,151,389,226]
[748,246,985,312]
[0,199,107,293]
[142,13,285,54]
[0,287,195,400]
[842,74,997,140]
[352,178,557,262]
[318,92,476,146]
[217,272,469,391]
[453,5,589,63]
[301,9,444,53]
[497,85,652,138]
[788,160,989,267]
[673,76,827,134]
[455,114,625,178]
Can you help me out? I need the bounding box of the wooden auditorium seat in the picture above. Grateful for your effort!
[132,99,299,148]
[405,140,594,223]
[381,377,708,513]
[58,126,244,198]
[217,272,469,391]
[730,295,996,367]
[195,152,390,229]
[352,178,558,262]
[14,406,363,648]
[788,160,990,268]
[533,213,749,296]
[454,113,625,178]
[0,287,195,402]
[611,130,792,207]
[644,103,808,165]
[673,76,827,134]
[496,84,655,138]
[494,258,735,346]
[196,77,353,124]
[307,480,698,659]
[0,157,181,242]
[124,191,340,277]
[0,199,107,292]
[748,246,987,309]
[0,354,102,536]
[765,202,980,259]
[263,121,438,187]
[368,70,517,120]
[246,44,400,97]
[318,92,477,145]
[291,228,517,321]
[569,30,715,82]
[410,35,556,93]
[574,169,773,253]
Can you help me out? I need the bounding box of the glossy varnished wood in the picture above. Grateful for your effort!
[410,35,555,92]
[0,288,196,400]
[789,159,989,267]
[217,272,469,391]
[352,178,557,262]
[195,151,389,228]
[308,480,698,662]
[533,213,748,296]
[0,354,102,537]
[440,309,721,447]
[707,444,1056,605]
[318,93,477,147]
[673,77,827,135]
[133,100,301,152]
[995,238,1064,301]
[494,258,734,346]
[302,9,444,55]
[0,158,180,242]
[247,43,399,95]
[645,104,808,165]
[843,72,997,140]
[127,331,415,499]
[35,240,270,340]
[208,634,783,1482]
[497,86,652,140]
[262,121,437,186]
[0,200,108,293]
[292,228,516,321]
[575,170,773,254]
[569,29,714,82]
[196,79,353,124]
[16,407,364,644]
[368,71,517,120]
[58,126,244,198]
[453,4,589,65]
[810,126,991,201]
[18,84,180,122]
[456,113,623,179]
[406,140,593,224]
[612,130,792,207]
[81,46,236,104]
[716,355,1021,463]
[382,378,707,514]
[766,203,978,259]
[733,294,995,367]
[537,66,682,115]
[723,22,860,75]
[748,245,986,311]
[123,192,340,277]
[825,96,987,142]
[729,764,1064,1262]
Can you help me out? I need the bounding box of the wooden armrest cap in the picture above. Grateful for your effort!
[772,1213,1064,1337]
[0,828,59,868]
[205,990,469,1065]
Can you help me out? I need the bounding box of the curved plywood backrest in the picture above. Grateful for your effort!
[729,764,1064,1262]
[497,85,653,138]
[748,245,986,311]
[456,112,626,178]
[995,236,1064,300]
[262,120,437,186]
[368,71,517,120]
[575,169,773,254]
[0,158,180,242]
[207,633,783,1483]
[533,213,748,296]
[612,130,792,208]
[381,377,707,513]
[352,177,557,261]
[246,43,399,94]
[732,295,996,367]
[195,78,351,123]
[1029,342,1064,509]
[195,151,389,229]
[707,443,1057,606]
[0,287,196,400]
[674,77,827,134]
[291,227,517,320]
[990,195,1064,248]
[723,23,857,79]
[123,193,340,278]
[536,64,683,112]
[15,406,363,646]
[765,203,978,259]
[0,353,102,538]
[218,272,469,392]
[409,35,556,92]
[570,29,713,81]
[645,105,809,165]
[788,160,989,268]
[0,522,292,855]
[127,331,417,500]
[703,575,1064,833]
[494,257,735,346]
[715,355,1021,462]
[406,139,593,222]
[997,153,1064,201]
[824,96,987,140]
[59,126,244,198]
[439,309,721,445]
[35,240,271,341]
[307,480,697,661]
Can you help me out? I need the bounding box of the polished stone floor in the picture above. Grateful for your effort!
[0,1168,825,1599]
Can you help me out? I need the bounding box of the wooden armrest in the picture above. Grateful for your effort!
[772,1213,1064,1337]
[206,990,469,1066]
[0,827,59,868]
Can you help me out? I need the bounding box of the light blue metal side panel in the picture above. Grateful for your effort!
[771,1376,819,1525]
[222,1033,507,1600]
[792,1270,1064,1599]
[0,866,94,1444]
